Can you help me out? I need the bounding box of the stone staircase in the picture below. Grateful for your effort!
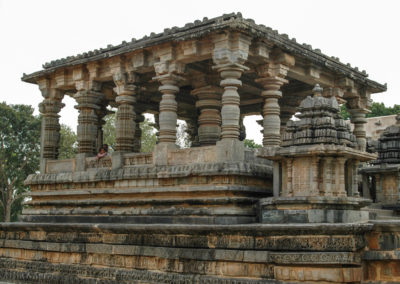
[363,203,400,220]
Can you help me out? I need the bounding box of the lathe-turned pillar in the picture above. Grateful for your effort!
[214,65,247,140]
[75,84,105,155]
[349,108,368,151]
[256,54,294,147]
[191,86,222,145]
[37,81,65,167]
[113,72,137,152]
[212,32,251,141]
[153,61,184,145]
[38,98,64,161]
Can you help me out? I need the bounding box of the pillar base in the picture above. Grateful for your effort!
[260,196,371,224]
[216,139,245,162]
[153,143,178,166]
[75,153,91,172]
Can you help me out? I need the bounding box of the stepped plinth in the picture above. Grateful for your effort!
[23,145,272,225]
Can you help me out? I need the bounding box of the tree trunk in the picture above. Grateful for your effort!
[4,200,11,222]
[3,192,12,222]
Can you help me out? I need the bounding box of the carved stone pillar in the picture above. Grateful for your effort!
[38,98,64,160]
[157,75,180,144]
[212,32,251,141]
[334,157,347,197]
[256,58,293,147]
[350,160,360,197]
[213,65,247,140]
[75,89,105,155]
[153,58,184,145]
[285,158,293,197]
[113,72,137,152]
[321,157,333,196]
[191,86,222,145]
[310,157,320,196]
[350,109,368,151]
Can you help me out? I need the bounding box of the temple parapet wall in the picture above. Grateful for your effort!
[23,146,273,225]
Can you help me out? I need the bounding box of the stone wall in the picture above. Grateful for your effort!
[22,148,273,225]
[0,222,382,284]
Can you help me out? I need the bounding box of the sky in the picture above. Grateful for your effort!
[1,0,399,144]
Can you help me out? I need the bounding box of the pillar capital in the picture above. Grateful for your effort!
[153,59,185,79]
[212,31,251,67]
[38,98,64,115]
[37,78,64,100]
[113,71,138,97]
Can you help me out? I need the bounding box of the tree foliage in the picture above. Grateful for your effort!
[340,104,351,120]
[176,121,191,149]
[140,118,157,152]
[103,113,116,152]
[0,102,40,222]
[367,102,400,118]
[58,124,77,159]
[58,114,158,155]
[243,139,262,149]
[340,102,400,120]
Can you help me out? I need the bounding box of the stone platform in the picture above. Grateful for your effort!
[260,196,371,223]
[0,222,379,283]
[22,147,272,225]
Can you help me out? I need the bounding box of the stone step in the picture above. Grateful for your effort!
[374,215,400,220]
[363,208,400,220]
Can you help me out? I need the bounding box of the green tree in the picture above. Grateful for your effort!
[340,102,400,120]
[0,103,40,222]
[340,104,351,120]
[103,112,116,151]
[58,124,77,159]
[243,139,262,149]
[140,118,157,152]
[367,102,400,118]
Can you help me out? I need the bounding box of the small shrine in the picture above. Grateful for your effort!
[257,84,377,223]
[360,114,400,207]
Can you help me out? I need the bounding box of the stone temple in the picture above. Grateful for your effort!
[1,13,399,283]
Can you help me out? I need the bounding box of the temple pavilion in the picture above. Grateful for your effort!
[0,13,398,284]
